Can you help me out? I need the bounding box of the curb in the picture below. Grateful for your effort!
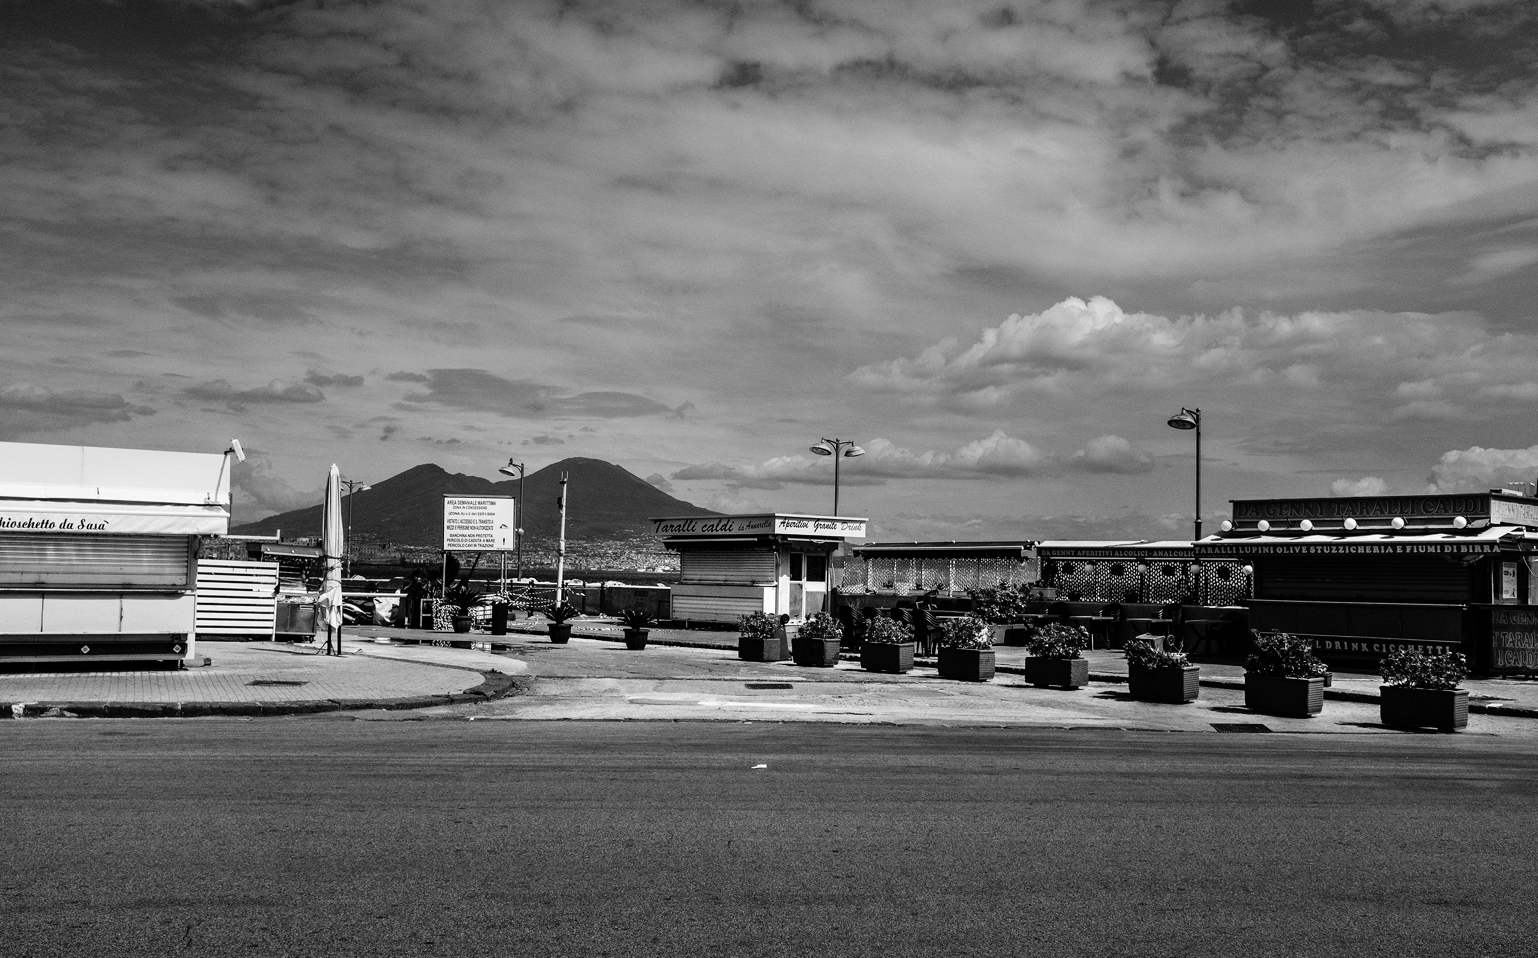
[1,670,523,720]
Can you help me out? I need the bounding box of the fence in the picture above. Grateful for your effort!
[838,555,1038,597]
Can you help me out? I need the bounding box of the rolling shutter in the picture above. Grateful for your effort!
[0,534,191,589]
[1256,555,1470,603]
[679,550,776,585]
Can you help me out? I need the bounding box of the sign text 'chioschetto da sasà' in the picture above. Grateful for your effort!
[442,496,516,551]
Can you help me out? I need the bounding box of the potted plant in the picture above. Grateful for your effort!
[1379,647,1469,732]
[737,611,787,662]
[443,585,483,634]
[1244,632,1329,718]
[1022,622,1091,690]
[967,585,1032,645]
[792,612,843,667]
[618,607,653,650]
[933,614,995,681]
[860,615,915,674]
[1124,635,1199,703]
[542,602,579,644]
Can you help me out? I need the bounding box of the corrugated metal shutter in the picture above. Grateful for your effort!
[195,560,277,636]
[0,534,191,589]
[680,550,775,585]
[1257,555,1470,603]
[672,592,765,623]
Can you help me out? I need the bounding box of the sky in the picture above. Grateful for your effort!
[5,0,1538,541]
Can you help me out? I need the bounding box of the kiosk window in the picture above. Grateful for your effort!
[806,554,827,583]
[790,553,803,581]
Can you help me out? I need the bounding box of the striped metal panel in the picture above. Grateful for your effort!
[679,550,776,585]
[0,533,191,588]
[1257,555,1470,603]
[195,559,277,636]
[671,585,767,623]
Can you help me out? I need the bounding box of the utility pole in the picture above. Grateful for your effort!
[555,471,569,607]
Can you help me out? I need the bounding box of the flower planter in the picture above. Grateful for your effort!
[861,642,915,674]
[1023,656,1089,690]
[1127,663,1200,703]
[622,628,649,650]
[937,647,995,681]
[738,636,787,662]
[451,615,473,634]
[1380,686,1468,732]
[548,623,572,644]
[792,635,841,667]
[1244,674,1325,718]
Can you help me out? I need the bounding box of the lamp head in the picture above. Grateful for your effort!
[1167,408,1199,431]
[810,442,834,456]
[228,439,245,462]
[843,445,866,458]
[498,459,524,477]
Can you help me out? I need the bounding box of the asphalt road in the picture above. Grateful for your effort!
[4,722,1536,957]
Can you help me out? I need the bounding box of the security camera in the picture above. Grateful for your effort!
[229,439,246,462]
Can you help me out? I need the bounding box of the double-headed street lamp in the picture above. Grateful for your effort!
[497,459,526,580]
[810,438,864,515]
[1166,407,1202,539]
[339,477,371,577]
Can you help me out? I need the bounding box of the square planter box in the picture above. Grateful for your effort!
[739,635,787,662]
[1023,656,1089,690]
[1244,674,1325,718]
[938,647,995,681]
[792,635,842,667]
[1127,663,1200,703]
[861,642,915,674]
[1380,686,1468,732]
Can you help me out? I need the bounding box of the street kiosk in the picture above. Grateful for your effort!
[655,513,866,625]
[0,441,230,666]
[1198,490,1538,673]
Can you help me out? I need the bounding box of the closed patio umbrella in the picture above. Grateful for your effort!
[317,463,344,656]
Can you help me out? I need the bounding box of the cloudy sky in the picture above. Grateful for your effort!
[6,0,1538,539]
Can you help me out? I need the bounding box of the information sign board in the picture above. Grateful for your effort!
[443,497,515,551]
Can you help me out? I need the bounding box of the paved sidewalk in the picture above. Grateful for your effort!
[0,640,517,718]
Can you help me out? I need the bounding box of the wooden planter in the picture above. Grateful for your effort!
[738,635,787,662]
[1380,686,1469,732]
[1127,663,1200,703]
[1023,656,1089,690]
[547,623,572,644]
[937,647,995,681]
[792,635,841,667]
[861,642,915,674]
[1244,674,1325,718]
[622,628,649,650]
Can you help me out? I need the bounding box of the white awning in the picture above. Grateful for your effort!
[0,499,229,537]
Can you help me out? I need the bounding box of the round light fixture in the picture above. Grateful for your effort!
[1299,519,1313,532]
[1453,516,1468,529]
[1257,520,1270,532]
[1343,517,1357,531]
[1220,519,1233,532]
[1242,564,1254,576]
[1391,517,1405,530]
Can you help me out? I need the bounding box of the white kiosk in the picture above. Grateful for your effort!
[0,441,231,667]
[654,513,867,625]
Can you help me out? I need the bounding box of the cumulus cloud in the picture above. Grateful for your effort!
[184,379,325,404]
[1428,445,1538,494]
[0,383,156,438]
[1070,435,1156,475]
[231,456,324,523]
[645,473,675,494]
[305,370,364,388]
[1331,476,1393,497]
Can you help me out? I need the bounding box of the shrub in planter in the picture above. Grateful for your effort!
[619,607,653,650]
[1243,632,1329,717]
[792,612,843,667]
[1022,622,1091,690]
[442,585,483,634]
[1125,635,1199,703]
[860,615,915,674]
[738,611,788,662]
[543,602,579,643]
[934,614,995,681]
[966,585,1033,645]
[1379,648,1469,732]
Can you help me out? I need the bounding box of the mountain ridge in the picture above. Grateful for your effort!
[231,457,719,544]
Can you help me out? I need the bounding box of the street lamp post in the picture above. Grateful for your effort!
[1166,407,1202,539]
[498,460,526,581]
[339,477,371,578]
[810,438,865,515]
